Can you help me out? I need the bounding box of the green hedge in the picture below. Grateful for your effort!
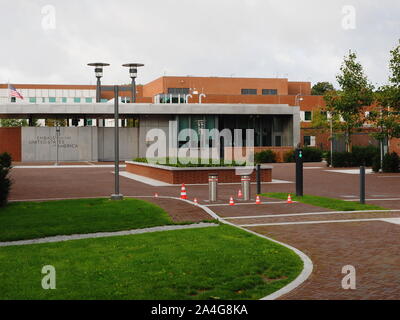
[284,147,323,163]
[254,150,276,163]
[326,146,379,167]
[372,152,400,173]
[0,153,12,207]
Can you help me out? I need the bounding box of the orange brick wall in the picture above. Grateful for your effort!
[126,162,272,184]
[0,127,21,161]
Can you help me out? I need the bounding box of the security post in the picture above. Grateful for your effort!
[208,173,218,203]
[295,148,303,197]
[360,166,365,204]
[256,164,261,195]
[241,174,251,201]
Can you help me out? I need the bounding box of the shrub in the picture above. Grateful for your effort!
[254,150,276,163]
[351,146,380,166]
[327,146,380,167]
[373,152,400,173]
[0,152,12,207]
[284,147,323,163]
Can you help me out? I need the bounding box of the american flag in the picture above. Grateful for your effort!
[9,84,24,100]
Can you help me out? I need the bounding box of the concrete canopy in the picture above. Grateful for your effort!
[0,103,299,119]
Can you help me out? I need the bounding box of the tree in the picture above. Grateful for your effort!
[45,119,67,127]
[311,82,335,95]
[0,119,29,127]
[368,40,400,153]
[324,51,374,152]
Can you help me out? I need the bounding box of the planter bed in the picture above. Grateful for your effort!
[125,161,272,184]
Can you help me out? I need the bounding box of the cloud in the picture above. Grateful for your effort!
[0,0,399,88]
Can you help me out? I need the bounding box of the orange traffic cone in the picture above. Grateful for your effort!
[180,184,187,199]
[287,194,292,204]
[255,195,261,204]
[229,196,235,206]
[237,189,243,199]
[154,192,159,198]
[193,198,198,205]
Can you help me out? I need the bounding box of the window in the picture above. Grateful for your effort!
[241,89,257,95]
[62,97,67,103]
[304,136,316,147]
[29,97,37,103]
[262,89,278,95]
[100,98,108,103]
[49,97,56,103]
[167,88,189,94]
[42,97,46,103]
[11,97,16,103]
[74,97,81,103]
[85,97,93,103]
[304,111,312,121]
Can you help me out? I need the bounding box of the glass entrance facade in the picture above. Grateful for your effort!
[177,114,293,147]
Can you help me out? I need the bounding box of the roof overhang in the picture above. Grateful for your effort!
[0,103,299,119]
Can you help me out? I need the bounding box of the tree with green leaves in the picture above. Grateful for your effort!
[311,82,335,95]
[324,51,374,152]
[0,119,29,127]
[368,40,400,154]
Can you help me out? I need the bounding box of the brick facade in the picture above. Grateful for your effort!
[126,161,272,184]
[0,127,21,161]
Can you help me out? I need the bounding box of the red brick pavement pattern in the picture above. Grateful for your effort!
[140,197,211,223]
[227,211,400,225]
[250,221,400,300]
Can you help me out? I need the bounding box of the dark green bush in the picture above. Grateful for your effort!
[284,147,323,163]
[254,150,277,163]
[327,146,380,167]
[373,152,400,173]
[0,152,12,207]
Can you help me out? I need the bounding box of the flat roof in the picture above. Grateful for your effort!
[0,103,299,119]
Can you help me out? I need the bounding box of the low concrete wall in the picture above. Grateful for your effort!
[21,127,138,162]
[126,161,272,184]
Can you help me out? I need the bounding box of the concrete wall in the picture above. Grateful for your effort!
[138,115,174,158]
[98,127,138,161]
[21,127,138,162]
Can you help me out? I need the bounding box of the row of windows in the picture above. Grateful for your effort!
[167,88,279,96]
[168,88,190,94]
[24,97,95,103]
[241,89,278,95]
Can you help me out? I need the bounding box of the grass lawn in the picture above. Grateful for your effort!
[0,224,302,300]
[0,198,181,242]
[263,193,386,211]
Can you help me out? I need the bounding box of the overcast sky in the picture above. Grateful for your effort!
[1,0,399,88]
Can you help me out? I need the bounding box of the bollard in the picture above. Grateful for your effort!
[360,166,365,204]
[295,148,303,197]
[208,173,218,202]
[241,175,251,201]
[256,164,261,195]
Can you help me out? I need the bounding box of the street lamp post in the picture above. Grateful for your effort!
[87,62,144,200]
[122,63,144,103]
[55,126,60,166]
[110,85,124,201]
[88,62,110,126]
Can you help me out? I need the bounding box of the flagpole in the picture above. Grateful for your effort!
[7,81,10,103]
